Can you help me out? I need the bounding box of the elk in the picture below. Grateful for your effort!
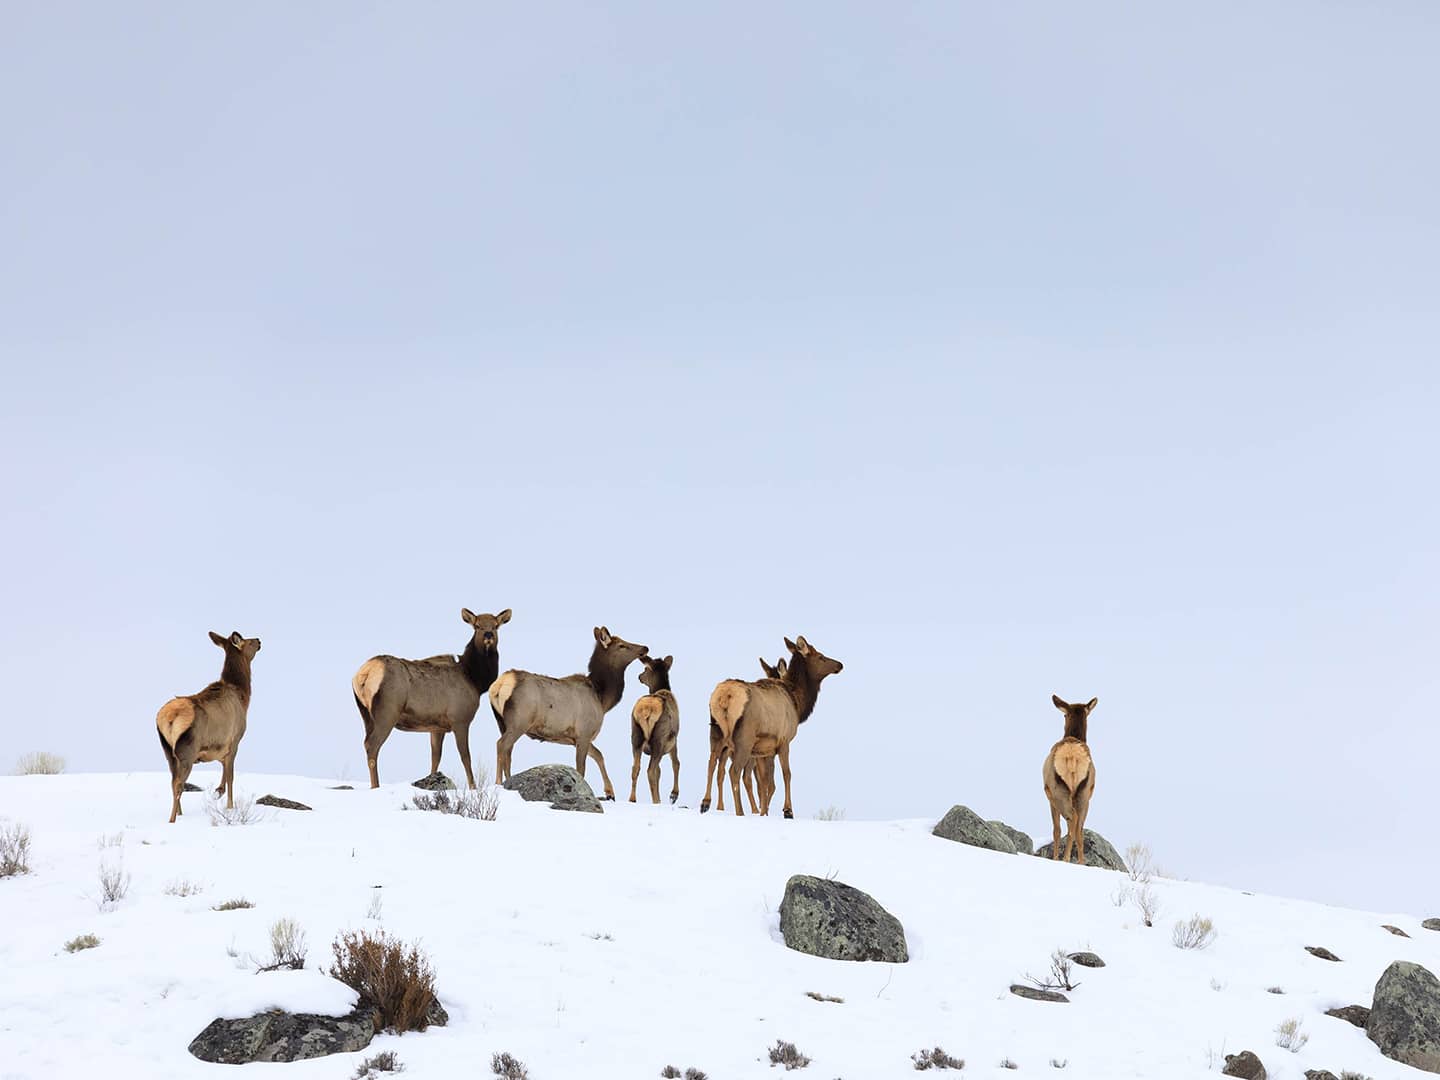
[629,654,680,804]
[1043,694,1097,865]
[351,608,510,790]
[709,656,786,814]
[489,626,649,800]
[702,635,843,818]
[155,631,261,824]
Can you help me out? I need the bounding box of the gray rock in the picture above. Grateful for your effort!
[329,785,353,791]
[988,821,1034,855]
[1367,960,1440,1073]
[1305,945,1342,962]
[778,875,908,963]
[256,795,312,811]
[1067,951,1105,968]
[1424,918,1440,932]
[1008,984,1068,1003]
[1303,1072,1339,1080]
[503,765,603,813]
[931,806,1015,853]
[188,1009,373,1063]
[1325,1004,1370,1028]
[1383,924,1411,938]
[411,772,456,791]
[1034,829,1126,871]
[1221,1050,1266,1079]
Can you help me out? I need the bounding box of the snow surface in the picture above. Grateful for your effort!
[0,772,1433,1079]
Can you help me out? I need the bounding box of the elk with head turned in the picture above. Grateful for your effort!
[629,653,680,804]
[1043,694,1097,864]
[489,626,649,800]
[351,608,511,789]
[156,631,262,823]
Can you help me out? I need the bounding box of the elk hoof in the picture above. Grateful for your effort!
[603,794,615,802]
[783,808,794,819]
[700,800,710,814]
[670,792,679,804]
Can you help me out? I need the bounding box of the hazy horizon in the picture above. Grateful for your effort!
[2,3,1437,916]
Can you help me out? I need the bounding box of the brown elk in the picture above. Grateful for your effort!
[489,626,649,800]
[156,631,261,824]
[1043,694,1097,865]
[629,654,680,804]
[708,656,785,814]
[351,608,510,790]
[702,635,843,818]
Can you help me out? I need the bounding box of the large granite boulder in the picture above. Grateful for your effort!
[1034,829,1126,871]
[988,821,1034,855]
[1367,960,1440,1073]
[932,806,1015,853]
[503,764,603,813]
[188,1009,373,1063]
[778,875,908,963]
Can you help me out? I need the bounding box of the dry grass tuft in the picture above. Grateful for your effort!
[212,897,254,911]
[491,1052,528,1080]
[207,793,262,826]
[96,860,130,910]
[1274,1016,1309,1053]
[1132,882,1161,927]
[15,751,65,775]
[353,1050,404,1077]
[1,822,33,877]
[912,1047,965,1070]
[768,1040,811,1070]
[164,878,205,898]
[259,917,307,971]
[330,930,439,1034]
[813,806,846,821]
[1171,914,1217,950]
[411,787,500,820]
[64,933,100,953]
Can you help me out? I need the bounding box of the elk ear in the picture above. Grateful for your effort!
[496,609,512,625]
[229,632,244,647]
[208,631,227,648]
[663,655,673,670]
[594,626,612,647]
[777,659,788,676]
[1052,694,1069,711]
[1085,697,1098,713]
[795,635,811,655]
[783,636,797,653]
[461,608,477,625]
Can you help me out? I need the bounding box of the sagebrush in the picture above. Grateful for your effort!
[96,860,130,909]
[1274,1017,1308,1053]
[207,793,262,826]
[164,878,205,897]
[1171,914,1217,950]
[769,1040,810,1070]
[15,751,65,775]
[353,1050,404,1077]
[212,897,254,911]
[261,917,307,970]
[491,1052,528,1080]
[1,822,33,877]
[330,930,438,1033]
[64,933,100,953]
[912,1046,964,1070]
[411,787,500,820]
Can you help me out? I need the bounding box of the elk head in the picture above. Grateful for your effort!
[462,607,511,652]
[209,630,261,660]
[638,654,673,694]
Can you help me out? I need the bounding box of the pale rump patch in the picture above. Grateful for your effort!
[488,670,519,718]
[632,696,664,740]
[352,659,386,710]
[707,681,749,749]
[156,698,195,746]
[1051,739,1091,794]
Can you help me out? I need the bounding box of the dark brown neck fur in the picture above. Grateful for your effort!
[785,659,824,723]
[220,650,252,707]
[644,666,671,693]
[461,638,500,692]
[1063,714,1088,742]
[587,645,630,713]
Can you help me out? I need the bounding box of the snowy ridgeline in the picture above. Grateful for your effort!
[0,772,1434,1080]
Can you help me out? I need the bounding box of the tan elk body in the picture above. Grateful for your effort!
[489,626,648,800]
[155,631,261,823]
[351,608,510,789]
[629,654,680,804]
[1043,694,1097,864]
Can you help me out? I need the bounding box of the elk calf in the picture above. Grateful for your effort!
[1043,695,1097,865]
[352,608,510,789]
[156,631,261,823]
[629,654,680,804]
[490,626,648,800]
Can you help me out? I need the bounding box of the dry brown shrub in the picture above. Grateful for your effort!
[330,930,438,1033]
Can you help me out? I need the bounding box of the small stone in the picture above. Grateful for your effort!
[1305,945,1342,962]
[1423,918,1440,932]
[411,772,456,791]
[1008,985,1068,1003]
[1067,951,1105,968]
[256,795,312,811]
[1303,1071,1339,1080]
[1383,924,1411,937]
[330,785,353,791]
[1220,1050,1266,1079]
[1325,1004,1370,1028]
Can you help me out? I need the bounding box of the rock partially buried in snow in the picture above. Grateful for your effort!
[1366,960,1440,1073]
[1034,829,1126,871]
[1325,1004,1370,1028]
[1383,924,1411,937]
[931,806,1015,853]
[1067,951,1105,968]
[1424,918,1440,932]
[256,795,312,811]
[1009,984,1068,1003]
[503,765,603,813]
[411,772,456,791]
[1220,1050,1266,1078]
[1303,1071,1339,1080]
[778,875,908,963]
[188,1009,373,1063]
[988,820,1034,855]
[1305,945,1342,962]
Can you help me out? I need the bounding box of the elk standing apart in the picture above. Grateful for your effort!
[489,626,648,800]
[702,635,843,818]
[629,654,680,804]
[351,608,510,789]
[1043,694,1097,865]
[156,631,261,824]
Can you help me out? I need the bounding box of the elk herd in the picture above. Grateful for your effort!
[153,607,1104,864]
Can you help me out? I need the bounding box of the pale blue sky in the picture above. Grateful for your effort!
[2,3,1437,914]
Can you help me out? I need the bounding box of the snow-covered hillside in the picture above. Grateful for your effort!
[0,773,1432,1079]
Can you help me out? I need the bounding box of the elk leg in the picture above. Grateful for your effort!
[585,743,616,800]
[741,761,760,814]
[429,731,446,778]
[496,728,523,785]
[700,723,721,813]
[364,724,391,790]
[1073,778,1093,867]
[1049,797,1063,860]
[759,757,776,815]
[715,747,729,812]
[727,733,749,817]
[668,746,680,804]
[647,757,662,804]
[777,741,795,819]
[453,725,477,790]
[223,751,236,810]
[629,745,643,803]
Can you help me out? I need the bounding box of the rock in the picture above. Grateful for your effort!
[411,772,456,791]
[931,806,1015,853]
[1008,984,1068,1003]
[188,1009,373,1063]
[1367,960,1440,1073]
[1305,945,1342,962]
[778,875,908,963]
[256,795,312,811]
[1220,1050,1266,1078]
[1325,1004,1370,1027]
[1384,924,1411,937]
[1303,1072,1339,1080]
[1034,829,1126,871]
[988,821,1034,855]
[330,785,353,791]
[1424,918,1440,932]
[502,765,603,813]
[182,782,202,792]
[1067,951,1105,968]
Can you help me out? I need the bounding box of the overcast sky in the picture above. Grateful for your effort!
[2,3,1437,915]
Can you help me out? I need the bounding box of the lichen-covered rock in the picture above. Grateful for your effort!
[1034,829,1126,871]
[1067,951,1105,968]
[188,1009,373,1063]
[1367,960,1440,1073]
[256,795,312,811]
[1424,918,1440,932]
[503,764,603,813]
[1305,945,1342,962]
[988,821,1034,855]
[1009,984,1068,1003]
[1383,924,1411,938]
[411,772,456,791]
[1325,1004,1370,1028]
[1303,1071,1339,1080]
[1220,1050,1266,1078]
[931,806,1015,853]
[778,875,908,963]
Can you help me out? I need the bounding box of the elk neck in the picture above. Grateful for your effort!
[220,650,253,707]
[460,638,500,692]
[587,645,630,713]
